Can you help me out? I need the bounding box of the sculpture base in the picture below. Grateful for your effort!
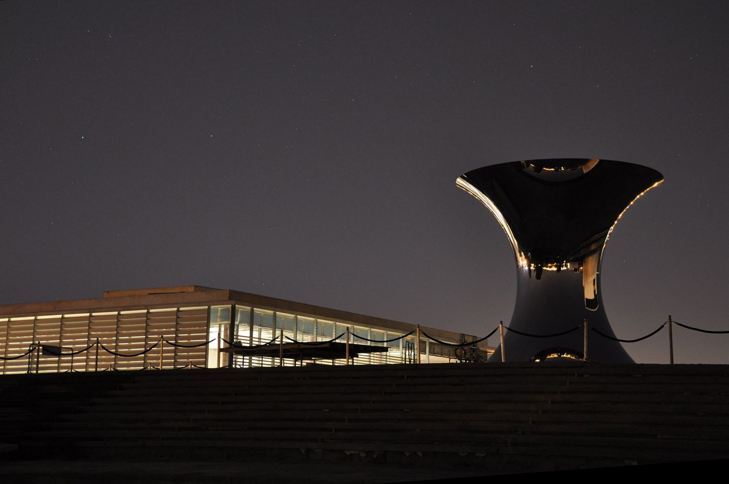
[487,268,635,364]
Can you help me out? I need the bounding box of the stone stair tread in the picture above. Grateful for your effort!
[3,362,729,474]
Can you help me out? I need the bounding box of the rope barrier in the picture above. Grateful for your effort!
[17,314,729,371]
[4,338,217,362]
[284,333,346,345]
[351,330,415,343]
[163,339,215,348]
[42,343,95,357]
[170,362,213,370]
[506,325,581,338]
[103,365,150,372]
[222,335,279,348]
[591,323,666,343]
[0,347,37,360]
[420,327,498,347]
[673,321,729,334]
[100,341,159,358]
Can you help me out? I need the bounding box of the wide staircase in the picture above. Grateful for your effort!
[1,362,729,482]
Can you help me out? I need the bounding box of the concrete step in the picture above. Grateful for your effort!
[54,409,534,425]
[115,378,570,393]
[536,400,729,414]
[530,410,729,425]
[112,372,728,390]
[29,413,729,438]
[3,362,728,383]
[118,368,729,385]
[86,392,556,406]
[72,400,544,414]
[18,431,729,466]
[45,406,729,440]
[548,392,729,404]
[48,411,729,435]
[105,382,570,397]
[35,419,729,441]
[0,459,501,484]
[83,391,724,408]
[4,362,729,476]
[39,419,526,434]
[103,382,729,402]
[71,400,729,419]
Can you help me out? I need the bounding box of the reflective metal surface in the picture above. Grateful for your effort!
[457,159,663,363]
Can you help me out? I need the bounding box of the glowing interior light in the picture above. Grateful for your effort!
[545,351,580,360]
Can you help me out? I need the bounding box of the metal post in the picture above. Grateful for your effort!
[499,321,506,362]
[36,341,40,374]
[217,330,222,368]
[95,338,99,372]
[228,305,237,368]
[346,328,350,365]
[668,315,674,365]
[279,328,284,367]
[27,344,35,375]
[249,307,254,369]
[159,335,164,370]
[416,325,421,364]
[583,319,588,361]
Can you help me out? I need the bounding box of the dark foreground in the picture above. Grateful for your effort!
[2,362,729,483]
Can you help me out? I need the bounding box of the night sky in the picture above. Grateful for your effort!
[2,1,729,364]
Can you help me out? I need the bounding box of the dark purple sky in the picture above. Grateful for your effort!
[2,1,728,363]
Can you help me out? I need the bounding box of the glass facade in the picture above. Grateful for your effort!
[205,305,466,369]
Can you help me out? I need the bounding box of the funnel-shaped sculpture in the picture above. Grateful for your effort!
[457,159,663,363]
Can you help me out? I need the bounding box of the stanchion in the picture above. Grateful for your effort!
[217,330,222,368]
[499,321,506,362]
[95,338,99,372]
[416,325,421,364]
[346,328,350,365]
[27,344,37,375]
[668,315,674,364]
[159,335,164,370]
[35,341,41,374]
[279,329,284,367]
[583,319,588,361]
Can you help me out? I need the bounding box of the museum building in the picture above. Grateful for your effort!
[0,285,492,375]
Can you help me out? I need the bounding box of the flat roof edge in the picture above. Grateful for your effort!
[103,285,222,298]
